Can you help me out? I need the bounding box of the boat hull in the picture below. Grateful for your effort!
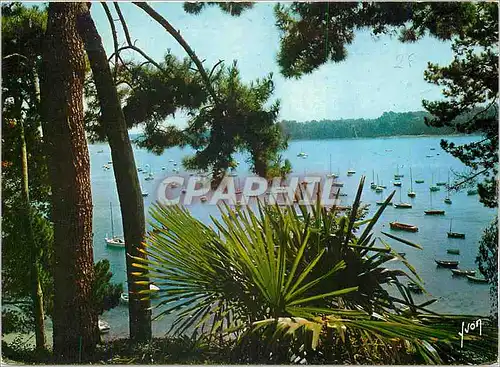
[447,232,465,239]
[466,275,488,283]
[435,260,459,268]
[451,269,476,276]
[390,222,418,232]
[424,210,445,215]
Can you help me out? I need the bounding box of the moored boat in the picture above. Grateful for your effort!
[451,269,476,276]
[105,203,125,248]
[448,231,465,239]
[447,219,465,238]
[435,259,459,268]
[407,168,416,197]
[447,249,460,255]
[120,292,129,303]
[415,179,424,184]
[424,209,445,215]
[466,275,488,283]
[98,319,110,334]
[390,221,418,232]
[394,202,412,209]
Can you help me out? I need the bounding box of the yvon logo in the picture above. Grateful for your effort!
[458,319,482,348]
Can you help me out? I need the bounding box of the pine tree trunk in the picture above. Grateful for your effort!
[40,3,98,361]
[76,5,152,341]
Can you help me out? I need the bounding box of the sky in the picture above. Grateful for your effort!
[89,2,455,125]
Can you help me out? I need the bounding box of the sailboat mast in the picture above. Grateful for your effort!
[410,168,413,191]
[449,218,453,232]
[110,202,114,237]
[446,170,450,199]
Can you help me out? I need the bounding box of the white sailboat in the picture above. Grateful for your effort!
[326,154,339,178]
[105,203,125,247]
[407,167,416,197]
[394,187,412,209]
[444,170,452,204]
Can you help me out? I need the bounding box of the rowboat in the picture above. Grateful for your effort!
[390,221,418,232]
[446,249,460,255]
[424,209,445,215]
[376,201,393,206]
[435,259,459,268]
[466,275,488,283]
[394,203,412,209]
[451,269,476,276]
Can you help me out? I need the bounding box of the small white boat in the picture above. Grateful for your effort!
[141,191,149,197]
[120,292,129,303]
[105,236,125,247]
[105,203,125,247]
[169,159,174,162]
[98,319,110,334]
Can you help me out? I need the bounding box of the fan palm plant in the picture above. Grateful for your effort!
[131,177,496,363]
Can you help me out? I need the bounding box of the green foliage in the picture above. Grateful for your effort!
[183,2,253,16]
[422,3,498,208]
[475,216,498,319]
[274,2,477,78]
[92,259,123,316]
[113,57,287,180]
[127,177,499,363]
[281,111,456,140]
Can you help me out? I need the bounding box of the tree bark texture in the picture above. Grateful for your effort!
[40,3,98,361]
[76,5,152,341]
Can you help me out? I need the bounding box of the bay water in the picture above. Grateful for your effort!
[89,135,495,339]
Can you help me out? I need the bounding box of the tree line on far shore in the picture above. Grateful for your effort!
[280,110,484,140]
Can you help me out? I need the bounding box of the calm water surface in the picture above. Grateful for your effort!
[89,135,495,339]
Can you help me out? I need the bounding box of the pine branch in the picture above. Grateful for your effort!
[100,3,119,82]
[132,2,220,105]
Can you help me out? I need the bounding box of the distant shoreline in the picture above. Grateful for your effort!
[287,133,471,142]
